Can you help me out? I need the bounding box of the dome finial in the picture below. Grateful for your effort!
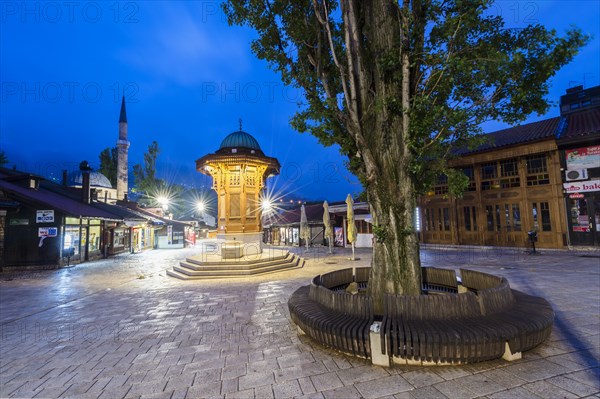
[239,118,243,131]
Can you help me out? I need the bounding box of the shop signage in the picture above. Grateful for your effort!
[9,218,29,226]
[569,193,585,199]
[566,145,600,169]
[563,180,600,193]
[36,210,54,223]
[38,227,58,237]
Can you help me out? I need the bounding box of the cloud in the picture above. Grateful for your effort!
[117,2,252,86]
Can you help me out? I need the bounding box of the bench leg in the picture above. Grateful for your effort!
[502,341,522,361]
[369,322,390,367]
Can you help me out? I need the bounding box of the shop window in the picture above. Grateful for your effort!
[540,202,552,231]
[472,207,478,231]
[89,225,101,252]
[512,204,522,231]
[438,208,443,231]
[526,155,549,186]
[500,159,520,188]
[532,203,539,230]
[481,162,499,190]
[462,167,476,191]
[504,204,512,232]
[486,205,494,231]
[443,208,450,231]
[434,174,448,195]
[64,225,80,255]
[463,207,471,231]
[425,209,431,231]
[495,205,501,232]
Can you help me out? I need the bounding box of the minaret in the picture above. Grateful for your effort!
[117,96,130,200]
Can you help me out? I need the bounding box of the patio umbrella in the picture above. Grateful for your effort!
[323,201,333,254]
[300,204,310,251]
[346,194,357,260]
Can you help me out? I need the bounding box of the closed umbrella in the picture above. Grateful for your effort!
[300,204,310,251]
[346,194,357,260]
[323,201,333,254]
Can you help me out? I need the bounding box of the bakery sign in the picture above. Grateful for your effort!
[563,179,600,193]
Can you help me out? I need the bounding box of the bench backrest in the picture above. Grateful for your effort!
[384,291,480,320]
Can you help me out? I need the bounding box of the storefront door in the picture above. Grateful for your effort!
[567,195,600,246]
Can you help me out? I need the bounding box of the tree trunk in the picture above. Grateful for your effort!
[362,0,422,316]
[367,163,421,316]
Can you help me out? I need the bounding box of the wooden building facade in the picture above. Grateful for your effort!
[419,86,599,249]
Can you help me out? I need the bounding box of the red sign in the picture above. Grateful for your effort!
[569,193,585,199]
[563,179,600,193]
[566,145,600,169]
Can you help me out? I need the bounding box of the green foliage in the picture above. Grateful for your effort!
[0,151,8,166]
[133,141,160,195]
[98,147,118,187]
[223,0,589,187]
[445,168,470,199]
[372,224,387,244]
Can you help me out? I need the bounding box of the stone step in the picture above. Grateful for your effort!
[179,254,296,271]
[167,257,304,279]
[184,252,290,266]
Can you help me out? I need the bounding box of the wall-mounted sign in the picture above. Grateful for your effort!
[569,193,585,199]
[9,218,29,226]
[566,145,600,169]
[563,179,600,193]
[38,227,58,237]
[36,210,54,223]
[167,225,173,245]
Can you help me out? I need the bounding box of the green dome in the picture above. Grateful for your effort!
[219,131,261,151]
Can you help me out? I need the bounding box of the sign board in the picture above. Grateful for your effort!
[566,145,600,169]
[167,225,173,245]
[569,193,585,199]
[38,227,58,237]
[563,180,600,193]
[36,210,54,223]
[9,218,29,226]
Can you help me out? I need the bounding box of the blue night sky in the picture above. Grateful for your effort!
[1,1,599,202]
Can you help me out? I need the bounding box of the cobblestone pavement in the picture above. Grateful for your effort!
[0,243,598,398]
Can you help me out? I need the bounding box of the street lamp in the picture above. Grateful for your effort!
[196,201,206,213]
[157,196,169,211]
[261,198,272,212]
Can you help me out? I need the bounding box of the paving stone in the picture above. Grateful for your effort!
[298,376,317,395]
[335,365,389,385]
[401,369,445,388]
[487,386,544,399]
[355,374,413,398]
[546,375,600,397]
[454,372,506,396]
[433,380,476,398]
[321,385,363,399]
[254,384,275,399]
[238,370,275,390]
[309,372,344,392]
[1,247,599,399]
[521,380,579,398]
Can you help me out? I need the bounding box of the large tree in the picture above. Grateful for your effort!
[98,147,118,187]
[223,0,588,313]
[133,140,160,195]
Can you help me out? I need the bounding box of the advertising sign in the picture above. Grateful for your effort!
[167,225,173,245]
[566,145,600,169]
[563,179,600,193]
[36,210,54,223]
[38,227,58,237]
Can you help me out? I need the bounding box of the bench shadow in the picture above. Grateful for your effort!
[517,279,599,370]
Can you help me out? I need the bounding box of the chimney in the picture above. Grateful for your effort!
[62,170,68,186]
[82,171,91,204]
